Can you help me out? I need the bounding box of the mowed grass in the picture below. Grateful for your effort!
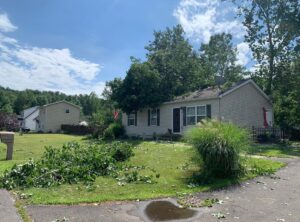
[0,134,285,204]
[247,142,300,158]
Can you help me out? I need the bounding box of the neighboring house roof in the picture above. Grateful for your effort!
[40,100,81,110]
[22,106,39,119]
[164,79,271,105]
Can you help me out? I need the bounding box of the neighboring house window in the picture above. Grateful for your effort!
[65,109,70,114]
[150,109,158,126]
[186,105,206,125]
[128,113,136,126]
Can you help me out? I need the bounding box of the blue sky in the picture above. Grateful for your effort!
[0,0,251,95]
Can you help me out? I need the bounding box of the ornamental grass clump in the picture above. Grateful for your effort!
[185,120,250,178]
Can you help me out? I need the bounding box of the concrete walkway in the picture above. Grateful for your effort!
[0,189,22,222]
[26,158,300,222]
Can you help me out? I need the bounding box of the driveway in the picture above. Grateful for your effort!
[0,189,22,222]
[26,157,300,222]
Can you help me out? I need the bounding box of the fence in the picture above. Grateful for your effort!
[61,124,93,135]
[251,126,285,142]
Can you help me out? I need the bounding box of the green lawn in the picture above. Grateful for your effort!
[247,143,300,158]
[0,134,286,204]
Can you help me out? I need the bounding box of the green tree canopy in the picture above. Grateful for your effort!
[146,24,206,101]
[199,33,245,84]
[110,62,161,114]
[236,0,300,94]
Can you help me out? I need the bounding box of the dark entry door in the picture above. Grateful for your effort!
[173,108,180,133]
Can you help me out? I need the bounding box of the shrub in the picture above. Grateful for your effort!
[0,112,19,132]
[103,122,125,139]
[185,120,250,178]
[106,141,134,161]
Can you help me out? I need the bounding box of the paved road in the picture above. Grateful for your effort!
[27,158,300,222]
[0,189,22,222]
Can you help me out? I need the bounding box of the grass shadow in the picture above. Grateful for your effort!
[248,143,300,157]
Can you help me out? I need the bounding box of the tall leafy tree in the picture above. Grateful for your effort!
[236,0,300,94]
[273,58,300,129]
[102,78,123,105]
[199,33,245,84]
[109,61,161,114]
[0,91,14,114]
[146,25,206,101]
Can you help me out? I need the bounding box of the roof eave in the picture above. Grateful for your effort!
[219,79,272,104]
[163,96,220,105]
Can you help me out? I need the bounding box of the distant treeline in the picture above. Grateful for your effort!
[0,86,103,116]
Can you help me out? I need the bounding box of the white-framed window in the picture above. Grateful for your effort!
[150,109,158,126]
[128,113,136,126]
[186,107,196,125]
[186,105,206,125]
[65,109,70,114]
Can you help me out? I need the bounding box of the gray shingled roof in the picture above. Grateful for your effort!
[165,79,250,104]
[170,87,221,103]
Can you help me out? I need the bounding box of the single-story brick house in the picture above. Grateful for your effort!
[122,79,273,137]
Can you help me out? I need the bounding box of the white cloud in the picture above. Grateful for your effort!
[236,42,252,66]
[173,0,245,43]
[0,13,17,32]
[0,13,105,95]
[173,0,253,67]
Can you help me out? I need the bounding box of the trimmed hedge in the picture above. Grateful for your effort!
[61,124,93,135]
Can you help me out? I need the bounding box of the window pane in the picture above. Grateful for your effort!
[128,113,136,126]
[151,109,157,118]
[197,106,206,116]
[129,119,135,126]
[151,118,157,125]
[187,107,195,116]
[187,116,196,125]
[197,116,205,123]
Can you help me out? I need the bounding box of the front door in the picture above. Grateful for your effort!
[173,108,180,133]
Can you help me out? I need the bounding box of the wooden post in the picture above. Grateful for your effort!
[0,132,15,160]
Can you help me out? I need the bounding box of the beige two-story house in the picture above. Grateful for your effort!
[122,79,273,137]
[35,101,81,133]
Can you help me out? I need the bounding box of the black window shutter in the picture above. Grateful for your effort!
[135,112,137,126]
[182,107,186,126]
[127,114,130,126]
[206,104,211,118]
[148,109,150,126]
[157,109,160,126]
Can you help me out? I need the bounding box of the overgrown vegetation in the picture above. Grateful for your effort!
[185,120,250,178]
[0,141,138,189]
[103,122,125,140]
[0,112,19,131]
